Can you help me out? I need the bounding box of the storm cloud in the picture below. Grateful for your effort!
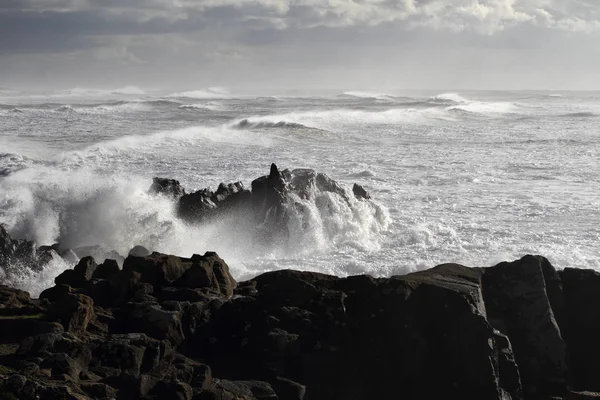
[1,0,599,90]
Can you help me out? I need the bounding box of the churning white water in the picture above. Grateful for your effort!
[1,88,599,296]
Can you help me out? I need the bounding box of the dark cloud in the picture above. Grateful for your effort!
[1,0,600,90]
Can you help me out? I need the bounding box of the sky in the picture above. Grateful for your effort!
[1,0,600,92]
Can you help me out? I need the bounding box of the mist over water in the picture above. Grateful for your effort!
[1,88,599,296]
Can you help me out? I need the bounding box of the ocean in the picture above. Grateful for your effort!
[0,87,598,296]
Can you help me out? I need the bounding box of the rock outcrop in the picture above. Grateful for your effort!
[1,241,600,399]
[152,164,372,233]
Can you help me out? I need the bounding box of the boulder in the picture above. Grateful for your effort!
[0,285,31,308]
[54,256,97,288]
[175,252,236,297]
[115,302,185,345]
[46,293,95,333]
[129,245,151,257]
[178,189,218,223]
[149,177,186,199]
[352,183,370,200]
[92,259,120,280]
[123,252,192,289]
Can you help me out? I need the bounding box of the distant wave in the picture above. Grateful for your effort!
[548,94,564,98]
[447,102,517,114]
[229,108,454,133]
[55,105,76,113]
[428,93,518,115]
[232,118,311,130]
[168,87,233,99]
[429,93,470,104]
[341,91,399,101]
[179,102,223,112]
[57,86,146,97]
[560,111,597,118]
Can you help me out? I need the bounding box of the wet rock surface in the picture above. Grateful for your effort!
[1,237,599,399]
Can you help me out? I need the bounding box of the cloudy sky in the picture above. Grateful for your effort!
[1,0,599,91]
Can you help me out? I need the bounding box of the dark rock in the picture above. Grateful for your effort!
[92,259,120,280]
[72,245,124,266]
[0,285,31,308]
[175,252,236,297]
[150,380,194,400]
[54,256,97,288]
[204,380,278,400]
[46,293,95,333]
[39,284,73,302]
[273,377,305,400]
[178,189,218,223]
[123,252,192,289]
[561,267,600,392]
[251,163,288,228]
[352,183,371,200]
[6,374,28,391]
[80,382,118,399]
[129,245,151,257]
[149,177,186,199]
[94,333,167,377]
[115,302,184,345]
[481,255,568,398]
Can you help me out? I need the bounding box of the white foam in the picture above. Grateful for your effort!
[430,93,470,103]
[231,108,454,132]
[0,163,390,295]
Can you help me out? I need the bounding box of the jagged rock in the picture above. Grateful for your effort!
[0,285,31,308]
[178,188,218,223]
[174,252,236,297]
[123,252,192,289]
[352,183,371,200]
[8,251,600,399]
[46,293,95,333]
[92,259,120,280]
[55,256,97,288]
[149,177,186,199]
[481,255,568,398]
[115,302,184,345]
[72,245,124,266]
[94,333,168,377]
[251,163,289,228]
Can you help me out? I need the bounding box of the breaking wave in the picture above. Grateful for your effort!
[169,87,233,99]
[232,118,312,130]
[341,91,399,101]
[0,160,390,295]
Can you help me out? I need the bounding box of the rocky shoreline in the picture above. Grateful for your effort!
[1,248,600,399]
[1,165,600,399]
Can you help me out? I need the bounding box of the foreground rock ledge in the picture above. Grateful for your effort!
[1,253,600,399]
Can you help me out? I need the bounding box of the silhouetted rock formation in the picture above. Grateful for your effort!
[154,164,372,234]
[1,243,600,399]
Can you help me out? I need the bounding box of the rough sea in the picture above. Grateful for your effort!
[1,86,598,296]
